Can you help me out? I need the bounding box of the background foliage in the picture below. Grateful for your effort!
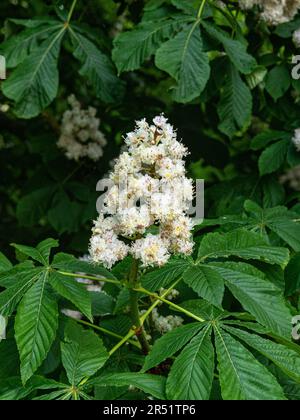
[1,0,300,400]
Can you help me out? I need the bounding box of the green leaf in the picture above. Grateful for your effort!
[91,291,115,316]
[143,322,204,372]
[202,22,256,74]
[214,326,286,400]
[11,238,58,266]
[155,24,210,103]
[0,253,12,273]
[166,326,214,400]
[250,130,289,151]
[2,28,65,118]
[91,373,166,400]
[285,253,300,295]
[70,29,124,104]
[141,257,190,291]
[112,18,185,73]
[198,229,290,268]
[0,21,62,67]
[217,63,252,137]
[61,321,108,386]
[224,326,300,383]
[265,64,291,101]
[0,268,43,317]
[258,139,289,176]
[209,262,291,338]
[183,265,224,307]
[244,201,300,252]
[52,253,117,281]
[267,218,300,252]
[179,299,225,321]
[15,272,58,384]
[49,271,92,321]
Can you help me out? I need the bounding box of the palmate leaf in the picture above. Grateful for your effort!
[90,373,166,400]
[69,28,124,104]
[2,27,66,118]
[155,23,210,103]
[214,326,286,400]
[0,21,62,68]
[49,271,92,321]
[223,326,300,383]
[15,271,58,384]
[143,322,205,372]
[217,63,252,137]
[198,229,290,268]
[209,262,292,338]
[244,201,300,252]
[61,321,108,386]
[166,326,214,400]
[112,17,187,73]
[182,265,224,307]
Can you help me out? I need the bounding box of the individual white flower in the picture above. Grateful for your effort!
[131,234,170,267]
[90,115,194,268]
[292,128,300,151]
[117,205,153,236]
[57,94,107,161]
[156,158,185,179]
[89,231,129,269]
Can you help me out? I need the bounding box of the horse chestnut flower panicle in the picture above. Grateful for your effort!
[89,115,195,269]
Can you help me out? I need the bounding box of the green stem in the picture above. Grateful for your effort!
[197,0,207,19]
[109,327,137,356]
[109,279,183,356]
[136,287,205,323]
[67,0,78,23]
[75,319,141,349]
[56,270,121,286]
[128,260,150,354]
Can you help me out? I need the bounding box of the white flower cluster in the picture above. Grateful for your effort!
[292,128,300,152]
[280,166,300,190]
[57,95,107,161]
[239,0,300,25]
[89,115,194,269]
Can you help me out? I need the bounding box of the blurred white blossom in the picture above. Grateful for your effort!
[239,0,300,25]
[57,95,107,161]
[292,128,300,151]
